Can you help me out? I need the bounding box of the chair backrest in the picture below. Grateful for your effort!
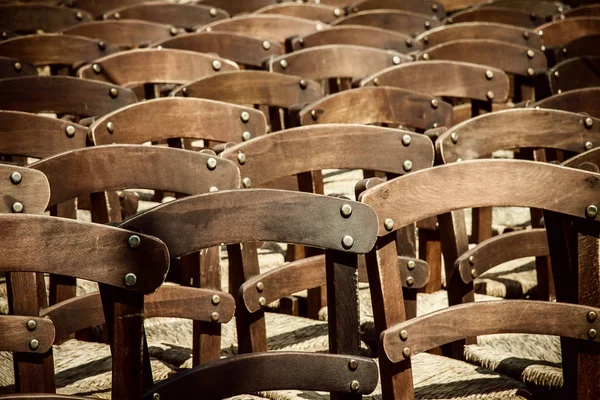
[0,76,137,118]
[0,163,50,214]
[154,32,284,68]
[482,0,564,18]
[198,0,291,15]
[331,9,441,35]
[559,34,600,60]
[254,3,345,23]
[536,16,600,47]
[348,0,445,19]
[0,56,37,79]
[436,0,487,12]
[548,56,600,94]
[0,4,92,34]
[416,22,542,48]
[447,7,544,29]
[61,0,149,18]
[564,4,600,18]
[532,87,600,118]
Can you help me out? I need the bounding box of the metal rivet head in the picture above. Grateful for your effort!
[114,12,121,19]
[432,4,438,11]
[212,59,222,71]
[522,31,530,39]
[527,68,534,76]
[350,380,360,391]
[584,117,594,129]
[98,41,106,51]
[109,88,118,98]
[65,125,76,138]
[29,339,39,351]
[403,160,413,172]
[402,347,411,357]
[433,123,439,128]
[468,255,475,265]
[242,177,252,188]
[404,261,416,272]
[206,157,217,170]
[422,36,429,44]
[211,295,220,305]
[316,24,324,31]
[340,204,353,218]
[557,89,562,94]
[334,8,343,17]
[12,202,23,213]
[456,158,463,162]
[26,320,37,331]
[256,281,264,292]
[153,393,161,400]
[170,27,178,36]
[262,40,271,50]
[422,53,430,60]
[310,109,318,121]
[486,91,494,101]
[124,273,137,286]
[209,186,218,192]
[373,77,380,86]
[128,234,141,248]
[400,329,408,341]
[237,152,246,165]
[299,79,307,89]
[588,311,597,322]
[342,235,354,250]
[585,141,594,150]
[211,312,219,322]
[589,328,598,340]
[485,70,494,80]
[258,297,267,307]
[279,59,288,69]
[392,55,401,65]
[76,11,83,20]
[406,276,414,287]
[240,111,250,122]
[384,218,394,231]
[242,131,252,141]
[405,38,413,48]
[424,21,431,29]
[13,62,22,72]
[209,7,218,16]
[181,87,188,97]
[471,268,478,279]
[527,49,535,59]
[554,71,560,79]
[348,359,358,371]
[586,205,598,219]
[541,45,546,51]
[10,171,22,185]
[430,99,439,109]
[402,134,412,146]
[298,38,305,47]
[92,63,102,74]
[557,6,563,12]
[450,132,458,144]
[106,121,115,133]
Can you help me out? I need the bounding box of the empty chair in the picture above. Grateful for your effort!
[416,22,542,48]
[0,3,92,34]
[331,10,441,35]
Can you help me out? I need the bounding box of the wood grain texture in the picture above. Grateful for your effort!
[361,159,600,236]
[0,164,49,215]
[382,301,600,362]
[0,57,37,79]
[199,0,291,15]
[291,25,420,53]
[349,0,444,18]
[419,39,547,76]
[0,214,168,293]
[416,22,542,48]
[255,3,343,23]
[91,97,267,145]
[297,87,452,128]
[437,108,600,163]
[155,32,283,68]
[483,0,563,18]
[221,125,434,187]
[537,16,600,47]
[171,70,322,108]
[121,189,378,256]
[533,87,600,118]
[0,76,137,117]
[0,34,118,67]
[361,61,510,102]
[331,10,440,35]
[60,20,174,49]
[0,4,92,33]
[565,4,600,18]
[549,56,600,94]
[104,2,228,29]
[196,14,326,42]
[0,316,54,354]
[447,7,542,29]
[30,145,240,207]
[456,228,549,284]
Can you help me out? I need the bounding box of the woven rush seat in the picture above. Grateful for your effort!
[474,259,538,299]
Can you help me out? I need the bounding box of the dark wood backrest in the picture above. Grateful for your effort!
[437,108,600,163]
[349,0,445,19]
[103,2,229,30]
[435,0,486,12]
[0,111,89,159]
[154,32,284,68]
[254,3,345,23]
[60,20,176,49]
[559,34,600,60]
[0,164,50,215]
[532,87,600,118]
[291,25,422,53]
[0,76,137,117]
[61,0,149,18]
[170,71,323,109]
[199,0,293,15]
[0,4,92,34]
[537,16,600,47]
[548,56,600,94]
[78,49,238,88]
[0,57,36,79]
[298,87,453,129]
[446,7,543,29]
[415,22,542,48]
[268,44,410,81]
[360,60,510,103]
[564,4,600,18]
[91,97,268,145]
[563,146,600,168]
[483,0,564,18]
[0,34,118,68]
[331,9,441,35]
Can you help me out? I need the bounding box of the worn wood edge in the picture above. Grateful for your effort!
[195,13,327,34]
[0,315,54,354]
[0,164,50,214]
[331,9,439,25]
[536,16,600,46]
[563,147,600,168]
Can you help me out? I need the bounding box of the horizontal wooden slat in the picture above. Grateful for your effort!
[0,164,50,214]
[0,316,54,354]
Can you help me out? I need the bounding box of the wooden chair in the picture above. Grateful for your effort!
[446,7,546,29]
[154,32,284,69]
[253,3,346,23]
[548,56,600,94]
[0,57,36,79]
[532,87,600,118]
[59,0,150,18]
[103,2,229,31]
[59,20,177,50]
[348,0,445,19]
[415,22,542,48]
[564,4,600,18]
[290,25,423,53]
[0,4,92,35]
[331,10,441,35]
[360,159,600,398]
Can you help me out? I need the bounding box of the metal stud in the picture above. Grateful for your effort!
[392,55,401,65]
[310,109,318,121]
[206,157,217,170]
[153,394,160,400]
[334,8,343,17]
[468,255,475,265]
[170,26,178,36]
[588,311,597,322]
[384,218,394,231]
[450,132,458,144]
[350,380,360,391]
[486,91,494,101]
[527,49,535,59]
[262,40,271,50]
[471,268,478,278]
[527,68,534,76]
[114,12,121,19]
[92,63,102,74]
[211,295,220,305]
[340,204,353,218]
[403,160,413,172]
[279,59,288,69]
[554,71,560,79]
[212,59,222,71]
[402,134,412,146]
[485,70,494,80]
[76,11,83,20]
[422,53,430,60]
[407,260,416,270]
[109,88,118,98]
[433,123,439,128]
[237,152,246,165]
[316,24,324,31]
[256,282,265,292]
[402,347,411,357]
[297,38,305,47]
[584,117,594,129]
[522,31,530,40]
[424,21,431,29]
[348,359,358,371]
[182,87,188,97]
[242,177,252,188]
[258,297,267,307]
[405,38,413,48]
[65,125,76,138]
[557,6,563,12]
[447,17,453,23]
[400,329,408,341]
[26,320,37,331]
[241,111,250,122]
[456,158,463,162]
[10,171,22,185]
[12,202,23,213]
[209,7,218,16]
[422,36,429,44]
[124,273,137,287]
[373,77,380,86]
[242,131,252,141]
[209,186,218,192]
[128,234,141,248]
[13,62,22,72]
[557,89,562,94]
[406,276,414,287]
[299,79,308,89]
[342,235,354,250]
[211,312,219,322]
[98,41,106,51]
[585,141,593,150]
[430,99,439,109]
[432,4,438,11]
[586,205,598,219]
[29,339,39,351]
[107,121,115,133]
[589,328,598,340]
[541,45,546,51]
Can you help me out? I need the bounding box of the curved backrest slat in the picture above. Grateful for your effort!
[121,189,378,256]
[537,17,600,47]
[78,49,238,87]
[437,108,600,163]
[0,34,118,67]
[91,98,267,145]
[349,0,444,18]
[484,0,564,17]
[415,22,542,48]
[155,32,284,68]
[383,301,600,363]
[560,35,600,60]
[331,10,440,34]
[198,0,288,15]
[564,4,600,18]
[419,39,547,76]
[298,87,453,128]
[0,57,37,79]
[549,56,600,94]
[29,145,240,207]
[0,111,88,159]
[60,20,175,49]
[564,147,600,169]
[104,2,229,30]
[436,0,487,12]
[447,7,541,29]
[291,25,420,53]
[221,124,434,186]
[254,3,344,23]
[533,87,600,118]
[360,61,510,102]
[196,15,326,43]
[0,76,137,117]
[268,44,410,81]
[0,316,54,354]
[0,214,168,293]
[361,159,600,235]
[0,4,92,33]
[170,71,323,109]
[63,0,149,18]
[0,164,49,214]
